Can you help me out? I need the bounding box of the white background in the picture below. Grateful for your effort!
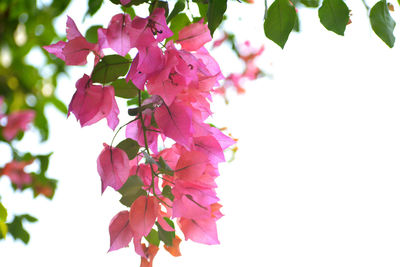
[1,0,400,266]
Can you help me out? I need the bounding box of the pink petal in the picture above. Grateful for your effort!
[194,136,225,164]
[107,13,132,56]
[108,211,134,252]
[154,102,193,149]
[63,37,95,65]
[149,8,173,42]
[177,20,212,51]
[129,196,158,237]
[178,217,220,245]
[43,41,66,61]
[104,86,120,130]
[66,16,83,40]
[3,110,35,141]
[97,143,130,193]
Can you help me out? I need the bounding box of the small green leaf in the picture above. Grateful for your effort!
[318,0,350,36]
[111,79,139,99]
[122,6,136,19]
[156,219,175,246]
[207,0,227,36]
[370,0,396,48]
[7,214,37,244]
[86,0,103,17]
[145,229,160,246]
[85,25,103,43]
[127,90,150,106]
[169,13,191,41]
[0,202,7,222]
[158,157,174,176]
[0,222,7,238]
[161,185,174,201]
[48,96,68,114]
[196,2,208,20]
[301,0,320,7]
[167,0,185,23]
[91,55,131,84]
[117,138,140,160]
[264,0,297,48]
[118,175,145,207]
[149,0,169,17]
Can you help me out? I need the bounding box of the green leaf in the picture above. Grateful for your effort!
[169,13,191,41]
[156,218,175,246]
[0,202,7,222]
[207,0,227,36]
[300,0,320,7]
[85,25,103,43]
[48,96,68,115]
[145,229,160,246]
[37,153,52,175]
[91,55,131,84]
[86,0,103,17]
[0,222,7,239]
[318,0,350,36]
[7,214,37,244]
[127,90,150,106]
[370,0,396,48]
[264,0,297,48]
[118,175,145,207]
[112,79,139,99]
[196,2,208,20]
[161,185,174,201]
[149,0,169,17]
[117,138,140,160]
[122,6,136,19]
[158,157,174,176]
[167,0,185,23]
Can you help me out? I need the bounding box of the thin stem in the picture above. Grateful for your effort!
[110,117,139,148]
[361,0,370,12]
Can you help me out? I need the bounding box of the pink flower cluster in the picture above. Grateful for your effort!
[45,8,234,266]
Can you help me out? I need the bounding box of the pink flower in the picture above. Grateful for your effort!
[97,143,130,193]
[106,14,132,56]
[108,210,134,252]
[178,217,219,245]
[68,74,119,130]
[1,160,34,188]
[177,19,212,51]
[129,195,159,238]
[3,110,35,141]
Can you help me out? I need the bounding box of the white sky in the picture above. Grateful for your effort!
[1,0,400,266]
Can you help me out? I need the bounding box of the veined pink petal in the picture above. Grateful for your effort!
[154,102,193,149]
[104,86,120,130]
[194,136,225,164]
[177,20,212,51]
[108,211,134,252]
[97,143,130,193]
[63,37,96,65]
[66,16,83,40]
[43,41,66,61]
[178,217,219,245]
[107,13,132,56]
[129,196,158,237]
[175,151,208,180]
[3,110,35,141]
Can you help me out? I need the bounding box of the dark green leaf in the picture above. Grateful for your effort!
[167,0,185,23]
[117,138,140,160]
[145,229,160,246]
[21,214,38,223]
[301,0,320,7]
[370,0,396,47]
[7,214,37,244]
[85,25,103,43]
[118,175,145,207]
[161,185,174,201]
[91,55,131,84]
[207,0,228,36]
[127,90,150,106]
[112,79,139,99]
[156,218,175,246]
[318,0,350,36]
[264,0,297,48]
[196,2,208,19]
[86,0,103,17]
[37,153,52,175]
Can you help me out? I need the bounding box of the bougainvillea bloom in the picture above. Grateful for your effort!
[97,143,130,193]
[69,74,119,130]
[3,110,35,141]
[1,160,34,188]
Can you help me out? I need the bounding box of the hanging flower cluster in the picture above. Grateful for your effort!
[44,7,234,266]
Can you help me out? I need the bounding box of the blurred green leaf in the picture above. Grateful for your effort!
[85,25,103,43]
[370,0,396,47]
[301,0,320,7]
[167,0,185,23]
[0,202,7,222]
[318,0,349,36]
[169,13,191,41]
[118,175,145,207]
[7,214,37,244]
[86,0,103,17]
